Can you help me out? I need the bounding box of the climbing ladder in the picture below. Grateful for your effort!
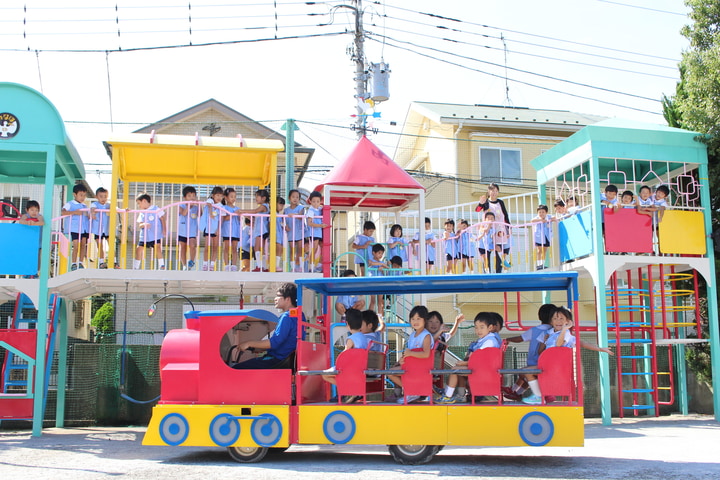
[606,265,701,418]
[0,292,60,421]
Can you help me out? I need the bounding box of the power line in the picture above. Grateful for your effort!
[368,36,662,115]
[376,11,678,71]
[372,23,678,80]
[0,30,349,53]
[380,3,682,63]
[592,0,687,16]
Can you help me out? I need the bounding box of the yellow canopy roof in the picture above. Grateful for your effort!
[105,133,284,185]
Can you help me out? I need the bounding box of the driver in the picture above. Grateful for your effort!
[231,282,304,369]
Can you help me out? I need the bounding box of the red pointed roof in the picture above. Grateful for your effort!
[315,136,425,210]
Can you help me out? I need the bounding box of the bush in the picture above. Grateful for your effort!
[92,301,115,335]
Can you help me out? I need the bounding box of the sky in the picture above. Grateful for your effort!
[0,0,691,191]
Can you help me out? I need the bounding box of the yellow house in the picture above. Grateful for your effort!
[394,102,607,208]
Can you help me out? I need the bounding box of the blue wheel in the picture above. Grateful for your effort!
[250,414,282,447]
[159,413,189,446]
[209,414,241,447]
[323,410,356,445]
[518,412,554,446]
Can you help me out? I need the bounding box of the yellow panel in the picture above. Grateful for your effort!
[142,404,289,448]
[298,405,583,447]
[658,210,706,255]
[107,133,284,186]
[299,405,448,445]
[447,405,584,447]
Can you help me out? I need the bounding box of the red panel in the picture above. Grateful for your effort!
[538,347,576,402]
[297,340,329,404]
[604,208,653,253]
[334,348,369,397]
[160,363,199,402]
[401,348,434,399]
[159,329,200,371]
[199,369,292,405]
[0,329,38,359]
[197,312,292,405]
[467,347,503,402]
[0,397,34,419]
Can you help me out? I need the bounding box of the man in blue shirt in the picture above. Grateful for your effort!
[232,282,302,369]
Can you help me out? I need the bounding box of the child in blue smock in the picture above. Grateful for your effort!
[221,187,241,271]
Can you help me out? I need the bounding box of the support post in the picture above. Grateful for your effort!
[55,299,68,427]
[589,155,613,425]
[698,163,720,421]
[33,147,56,437]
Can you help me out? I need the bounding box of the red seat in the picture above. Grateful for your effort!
[334,348,370,400]
[537,347,576,403]
[401,345,437,403]
[467,347,503,405]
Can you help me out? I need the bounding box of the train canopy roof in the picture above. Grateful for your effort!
[296,272,579,301]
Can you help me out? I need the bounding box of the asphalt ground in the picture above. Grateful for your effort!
[0,414,718,480]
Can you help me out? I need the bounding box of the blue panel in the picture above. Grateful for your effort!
[0,223,40,275]
[559,210,594,262]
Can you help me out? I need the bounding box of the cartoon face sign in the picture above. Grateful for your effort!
[0,113,19,139]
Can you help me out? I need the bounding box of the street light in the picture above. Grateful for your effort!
[148,293,196,317]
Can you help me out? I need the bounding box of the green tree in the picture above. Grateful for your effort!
[664,1,720,382]
[92,301,115,335]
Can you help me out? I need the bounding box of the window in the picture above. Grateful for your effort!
[479,148,522,184]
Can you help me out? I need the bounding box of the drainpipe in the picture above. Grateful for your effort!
[454,122,464,208]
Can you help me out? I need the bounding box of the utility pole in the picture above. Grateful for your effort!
[351,0,367,139]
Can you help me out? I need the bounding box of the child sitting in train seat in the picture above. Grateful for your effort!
[352,220,376,276]
[322,308,368,388]
[436,312,503,404]
[411,217,437,270]
[443,219,458,273]
[620,190,636,208]
[387,224,409,265]
[62,183,89,271]
[178,186,199,270]
[522,306,576,405]
[284,189,305,272]
[221,188,241,272]
[134,193,166,270]
[477,211,496,274]
[532,205,552,271]
[427,311,465,395]
[653,185,670,224]
[362,309,385,351]
[636,185,656,217]
[199,186,225,271]
[427,311,465,353]
[502,303,556,401]
[240,217,251,272]
[388,305,434,404]
[334,269,366,317]
[457,219,474,273]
